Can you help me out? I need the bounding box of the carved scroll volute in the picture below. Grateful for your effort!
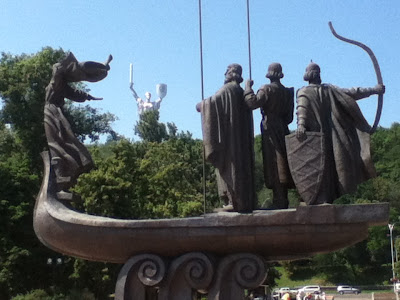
[115,254,166,300]
[158,252,214,300]
[208,253,267,300]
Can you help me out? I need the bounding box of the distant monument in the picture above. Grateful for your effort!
[129,63,167,115]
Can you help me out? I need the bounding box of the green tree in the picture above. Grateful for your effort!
[0,47,116,169]
[0,125,53,298]
[282,123,400,286]
[134,110,180,143]
[0,48,117,298]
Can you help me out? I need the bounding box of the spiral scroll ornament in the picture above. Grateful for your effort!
[137,255,166,286]
[183,253,214,290]
[233,255,266,288]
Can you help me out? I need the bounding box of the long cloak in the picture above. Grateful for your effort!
[44,53,109,189]
[200,81,256,212]
[296,84,376,203]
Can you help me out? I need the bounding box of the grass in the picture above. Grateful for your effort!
[275,266,333,289]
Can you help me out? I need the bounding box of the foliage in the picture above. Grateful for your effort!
[0,125,49,298]
[68,259,116,300]
[0,47,117,169]
[73,136,217,219]
[11,289,53,300]
[281,123,400,286]
[11,288,95,300]
[0,48,116,299]
[63,101,117,143]
[0,48,65,169]
[1,46,400,296]
[134,110,180,143]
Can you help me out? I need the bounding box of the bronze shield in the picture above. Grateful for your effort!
[285,132,325,205]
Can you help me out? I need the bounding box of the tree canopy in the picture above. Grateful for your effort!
[0,48,117,299]
[1,48,400,298]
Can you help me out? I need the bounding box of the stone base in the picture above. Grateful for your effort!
[115,252,267,300]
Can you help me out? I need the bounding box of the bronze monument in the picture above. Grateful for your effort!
[197,63,256,213]
[286,62,384,205]
[244,63,295,209]
[32,22,390,300]
[44,52,112,200]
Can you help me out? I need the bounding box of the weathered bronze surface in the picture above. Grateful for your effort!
[291,62,385,204]
[286,132,325,205]
[244,63,294,209]
[115,252,266,300]
[44,52,112,200]
[34,151,389,264]
[197,64,256,213]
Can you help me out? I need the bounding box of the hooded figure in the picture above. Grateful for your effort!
[44,52,112,199]
[197,64,256,212]
[295,62,385,204]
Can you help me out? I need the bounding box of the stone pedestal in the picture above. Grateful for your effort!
[115,252,267,300]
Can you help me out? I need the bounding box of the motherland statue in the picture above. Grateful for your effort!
[129,64,167,115]
[44,52,112,200]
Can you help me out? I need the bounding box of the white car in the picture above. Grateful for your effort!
[337,285,361,295]
[298,285,321,294]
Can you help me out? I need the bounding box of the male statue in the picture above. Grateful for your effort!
[292,62,385,204]
[197,64,256,212]
[244,63,295,209]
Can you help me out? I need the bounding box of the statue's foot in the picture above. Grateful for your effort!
[213,204,234,213]
[56,190,81,202]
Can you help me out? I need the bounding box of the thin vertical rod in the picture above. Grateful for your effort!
[246,0,252,79]
[198,0,205,101]
[198,0,206,215]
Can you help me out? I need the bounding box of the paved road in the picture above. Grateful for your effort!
[333,294,371,300]
[332,293,396,300]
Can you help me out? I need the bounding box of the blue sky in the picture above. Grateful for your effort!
[1,0,399,140]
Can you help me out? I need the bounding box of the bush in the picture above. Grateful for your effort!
[12,289,52,300]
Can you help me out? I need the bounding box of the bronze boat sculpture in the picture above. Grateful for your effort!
[33,48,388,299]
[34,151,388,264]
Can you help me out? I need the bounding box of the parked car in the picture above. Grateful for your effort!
[277,287,298,299]
[279,287,291,293]
[337,285,361,295]
[298,285,321,294]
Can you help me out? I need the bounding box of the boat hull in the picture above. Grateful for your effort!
[34,152,389,263]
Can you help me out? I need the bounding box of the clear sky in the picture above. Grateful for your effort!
[1,0,399,140]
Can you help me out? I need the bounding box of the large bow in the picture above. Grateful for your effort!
[328,21,383,134]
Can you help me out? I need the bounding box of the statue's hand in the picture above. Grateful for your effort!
[196,102,202,112]
[87,94,103,101]
[375,84,385,95]
[296,124,306,139]
[245,79,254,90]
